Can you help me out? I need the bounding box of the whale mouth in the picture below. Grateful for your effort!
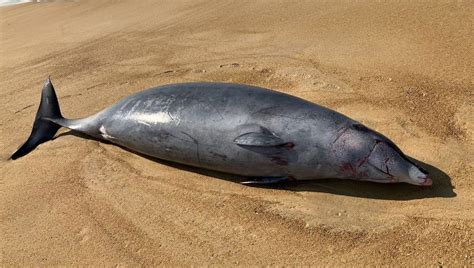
[420,176,433,186]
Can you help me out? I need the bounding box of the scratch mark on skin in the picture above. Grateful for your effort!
[210,103,224,120]
[167,112,181,126]
[357,140,381,167]
[165,131,213,147]
[167,133,192,143]
[271,156,288,166]
[384,158,390,174]
[251,106,278,116]
[279,142,295,150]
[252,106,303,120]
[341,162,358,177]
[367,162,394,179]
[200,103,224,120]
[180,131,202,166]
[210,151,228,161]
[333,126,349,144]
[138,120,151,127]
[358,139,396,181]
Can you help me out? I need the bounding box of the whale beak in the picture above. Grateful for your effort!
[408,165,433,186]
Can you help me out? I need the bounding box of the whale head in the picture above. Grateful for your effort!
[334,123,432,186]
[362,138,432,186]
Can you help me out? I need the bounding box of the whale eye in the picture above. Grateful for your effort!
[352,123,368,132]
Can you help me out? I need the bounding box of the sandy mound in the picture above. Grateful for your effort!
[1,0,472,265]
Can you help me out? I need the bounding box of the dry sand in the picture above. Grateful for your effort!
[1,0,473,265]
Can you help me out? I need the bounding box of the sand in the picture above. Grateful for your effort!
[1,0,473,265]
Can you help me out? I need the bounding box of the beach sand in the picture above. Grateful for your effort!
[1,0,473,265]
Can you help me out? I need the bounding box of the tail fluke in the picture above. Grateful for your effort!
[10,77,63,160]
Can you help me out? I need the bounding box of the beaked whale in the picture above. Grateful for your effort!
[11,78,432,186]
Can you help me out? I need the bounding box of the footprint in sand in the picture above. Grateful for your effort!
[78,227,91,244]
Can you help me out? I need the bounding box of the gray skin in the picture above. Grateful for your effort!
[13,79,432,186]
